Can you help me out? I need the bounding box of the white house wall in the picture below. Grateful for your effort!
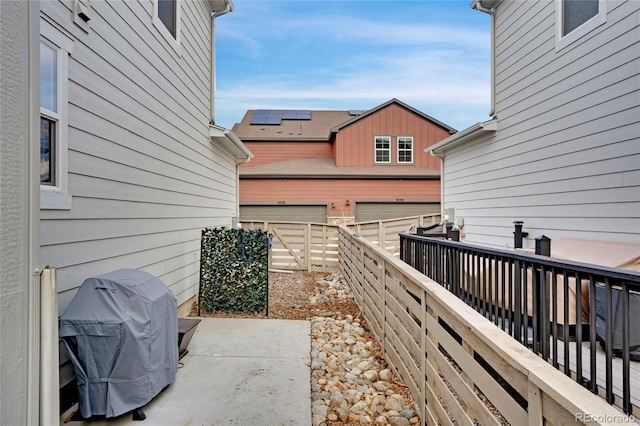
[40,0,238,314]
[443,0,639,249]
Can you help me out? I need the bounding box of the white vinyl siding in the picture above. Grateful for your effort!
[39,0,234,320]
[441,0,639,248]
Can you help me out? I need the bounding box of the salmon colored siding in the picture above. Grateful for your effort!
[242,142,333,167]
[240,179,440,216]
[334,103,449,168]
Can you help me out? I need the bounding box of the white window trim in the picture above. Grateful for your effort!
[555,0,607,52]
[374,136,391,164]
[40,20,73,210]
[397,136,414,164]
[153,0,182,55]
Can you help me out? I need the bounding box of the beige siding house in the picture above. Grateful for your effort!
[1,2,40,424]
[40,0,250,313]
[2,0,250,422]
[429,0,639,250]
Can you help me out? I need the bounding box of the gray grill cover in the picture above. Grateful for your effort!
[59,269,178,418]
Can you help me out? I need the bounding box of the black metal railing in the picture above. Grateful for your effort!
[400,233,640,415]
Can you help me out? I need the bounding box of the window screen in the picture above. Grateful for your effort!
[563,0,598,36]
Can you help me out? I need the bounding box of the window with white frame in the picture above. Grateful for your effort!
[40,22,73,210]
[556,0,606,51]
[40,42,57,186]
[374,136,391,163]
[153,0,181,53]
[397,137,413,164]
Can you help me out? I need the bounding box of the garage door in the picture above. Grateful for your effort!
[355,201,440,222]
[240,204,328,223]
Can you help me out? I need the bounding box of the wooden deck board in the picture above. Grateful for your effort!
[552,338,639,415]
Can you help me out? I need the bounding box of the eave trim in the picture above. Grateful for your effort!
[426,118,498,155]
[209,125,254,159]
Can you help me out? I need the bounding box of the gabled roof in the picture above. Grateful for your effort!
[231,98,456,142]
[330,98,457,134]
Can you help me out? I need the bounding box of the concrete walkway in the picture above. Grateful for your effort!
[60,318,311,426]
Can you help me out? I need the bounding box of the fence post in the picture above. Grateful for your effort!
[420,285,427,422]
[198,229,205,316]
[306,223,312,272]
[535,235,551,256]
[527,382,543,426]
[382,258,387,362]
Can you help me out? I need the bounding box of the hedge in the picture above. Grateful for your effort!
[198,227,268,314]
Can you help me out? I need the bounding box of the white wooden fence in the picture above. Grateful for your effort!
[240,214,440,271]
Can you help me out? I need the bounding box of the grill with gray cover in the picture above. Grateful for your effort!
[59,269,178,419]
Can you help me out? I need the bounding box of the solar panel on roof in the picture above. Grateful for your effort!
[250,110,272,125]
[250,109,311,125]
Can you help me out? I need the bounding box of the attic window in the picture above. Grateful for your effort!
[562,0,598,36]
[158,0,177,38]
[153,0,181,53]
[556,0,606,51]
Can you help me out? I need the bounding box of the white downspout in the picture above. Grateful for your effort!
[430,150,446,223]
[210,2,232,125]
[472,0,496,117]
[40,267,59,425]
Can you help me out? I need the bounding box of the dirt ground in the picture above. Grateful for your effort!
[191,271,362,320]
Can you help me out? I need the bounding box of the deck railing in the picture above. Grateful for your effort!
[400,233,640,417]
[340,227,628,425]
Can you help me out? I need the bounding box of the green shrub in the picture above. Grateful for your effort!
[198,227,268,314]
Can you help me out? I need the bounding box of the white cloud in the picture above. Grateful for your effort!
[215,0,492,131]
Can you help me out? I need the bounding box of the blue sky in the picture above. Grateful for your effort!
[214,0,492,132]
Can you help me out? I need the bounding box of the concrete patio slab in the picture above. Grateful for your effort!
[60,318,311,426]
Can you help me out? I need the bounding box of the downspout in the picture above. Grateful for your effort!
[430,150,446,223]
[472,0,496,117]
[210,1,232,125]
